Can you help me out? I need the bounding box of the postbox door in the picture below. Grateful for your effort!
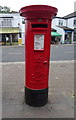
[28,29,50,90]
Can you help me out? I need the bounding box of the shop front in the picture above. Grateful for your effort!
[0,27,20,45]
[51,31,62,44]
[64,30,74,44]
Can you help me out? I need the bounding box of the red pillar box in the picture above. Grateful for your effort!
[19,5,58,107]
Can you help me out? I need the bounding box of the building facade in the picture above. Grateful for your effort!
[52,11,76,44]
[0,12,25,45]
[0,11,76,45]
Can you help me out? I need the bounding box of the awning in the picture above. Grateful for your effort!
[51,32,62,36]
[0,28,20,34]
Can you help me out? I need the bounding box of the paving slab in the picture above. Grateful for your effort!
[2,62,74,118]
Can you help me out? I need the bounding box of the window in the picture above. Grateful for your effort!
[1,18,12,27]
[22,21,25,24]
[58,20,63,26]
[19,33,22,38]
[74,20,76,26]
[73,32,76,41]
[22,18,25,24]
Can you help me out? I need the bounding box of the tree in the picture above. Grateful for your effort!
[0,6,11,13]
[0,6,3,13]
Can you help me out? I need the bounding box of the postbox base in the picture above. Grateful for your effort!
[25,87,48,107]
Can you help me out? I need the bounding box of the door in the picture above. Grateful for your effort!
[29,30,50,90]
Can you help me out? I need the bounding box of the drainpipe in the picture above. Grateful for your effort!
[10,34,12,45]
[71,31,74,44]
[62,31,65,44]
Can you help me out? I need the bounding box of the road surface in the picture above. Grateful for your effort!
[2,44,75,62]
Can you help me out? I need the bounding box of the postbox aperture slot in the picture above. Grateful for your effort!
[32,24,48,28]
[34,34,44,51]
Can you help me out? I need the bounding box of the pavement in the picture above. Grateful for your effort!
[1,60,74,118]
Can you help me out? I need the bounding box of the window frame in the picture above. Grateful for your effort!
[58,20,63,26]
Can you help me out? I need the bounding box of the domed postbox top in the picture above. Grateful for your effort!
[19,5,58,19]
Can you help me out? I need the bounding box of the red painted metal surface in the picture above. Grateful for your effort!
[19,5,58,19]
[19,5,58,90]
